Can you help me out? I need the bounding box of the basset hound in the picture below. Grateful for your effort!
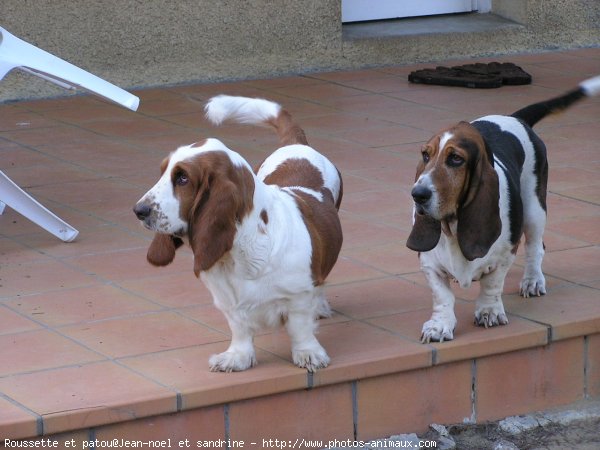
[134,96,343,372]
[407,75,600,343]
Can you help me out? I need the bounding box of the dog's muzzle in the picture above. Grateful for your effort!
[133,202,152,221]
[133,201,158,231]
[411,185,432,215]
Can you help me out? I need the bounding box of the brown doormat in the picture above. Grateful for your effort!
[408,62,532,89]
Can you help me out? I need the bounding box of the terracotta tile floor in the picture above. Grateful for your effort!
[1,48,599,440]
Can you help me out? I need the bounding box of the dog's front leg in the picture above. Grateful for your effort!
[474,261,511,328]
[209,312,257,372]
[421,267,457,343]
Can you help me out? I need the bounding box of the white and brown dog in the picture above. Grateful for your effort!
[407,75,600,343]
[134,96,343,372]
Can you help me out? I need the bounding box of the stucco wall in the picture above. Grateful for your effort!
[1,0,598,102]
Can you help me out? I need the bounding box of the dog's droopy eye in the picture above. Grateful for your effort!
[447,153,465,167]
[175,173,189,186]
[421,152,430,163]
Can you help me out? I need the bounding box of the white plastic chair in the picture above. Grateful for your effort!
[0,26,139,110]
[0,26,140,242]
[0,172,79,242]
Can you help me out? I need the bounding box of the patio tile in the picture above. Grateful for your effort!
[341,122,432,147]
[0,361,177,436]
[368,302,549,365]
[324,255,388,285]
[300,111,391,133]
[271,83,365,103]
[0,237,50,264]
[320,145,403,172]
[80,115,182,139]
[17,95,105,113]
[118,270,212,308]
[476,338,585,422]
[121,343,307,410]
[18,224,151,259]
[228,382,354,443]
[0,259,97,297]
[135,95,206,118]
[541,246,600,286]
[0,397,38,440]
[546,216,600,245]
[342,187,410,219]
[504,283,600,341]
[0,109,59,132]
[168,82,265,100]
[357,360,472,438]
[254,320,432,387]
[174,304,230,335]
[5,284,162,327]
[0,124,101,148]
[338,215,406,251]
[542,228,592,252]
[40,102,132,124]
[65,247,185,283]
[327,277,431,319]
[36,140,153,178]
[588,334,600,397]
[60,311,227,358]
[343,240,421,276]
[27,178,141,211]
[0,329,104,376]
[94,406,226,443]
[0,142,57,169]
[0,305,42,335]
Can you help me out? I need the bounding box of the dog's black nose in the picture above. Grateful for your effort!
[133,203,152,220]
[411,185,432,205]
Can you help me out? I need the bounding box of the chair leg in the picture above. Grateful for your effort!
[0,171,78,242]
[0,26,139,111]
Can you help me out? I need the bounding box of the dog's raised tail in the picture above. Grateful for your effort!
[205,95,308,146]
[512,75,600,127]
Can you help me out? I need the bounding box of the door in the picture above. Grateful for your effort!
[342,0,477,23]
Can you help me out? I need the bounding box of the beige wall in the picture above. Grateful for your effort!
[1,0,598,102]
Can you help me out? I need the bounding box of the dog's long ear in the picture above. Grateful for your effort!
[190,179,238,276]
[190,163,254,277]
[407,213,442,252]
[406,142,441,253]
[147,234,183,266]
[457,146,501,261]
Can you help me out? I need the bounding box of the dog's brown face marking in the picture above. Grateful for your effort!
[408,121,501,260]
[416,122,486,220]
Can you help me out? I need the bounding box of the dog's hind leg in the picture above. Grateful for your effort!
[519,208,546,297]
[314,286,332,319]
[519,142,547,298]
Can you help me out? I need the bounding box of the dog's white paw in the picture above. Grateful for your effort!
[474,303,509,328]
[292,345,330,372]
[209,350,257,372]
[519,272,546,298]
[421,318,456,343]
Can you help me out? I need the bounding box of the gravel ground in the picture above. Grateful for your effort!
[424,416,600,449]
[329,399,600,450]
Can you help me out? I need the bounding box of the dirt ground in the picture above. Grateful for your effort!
[422,416,600,450]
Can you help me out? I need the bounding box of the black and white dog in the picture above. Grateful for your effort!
[407,75,600,343]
